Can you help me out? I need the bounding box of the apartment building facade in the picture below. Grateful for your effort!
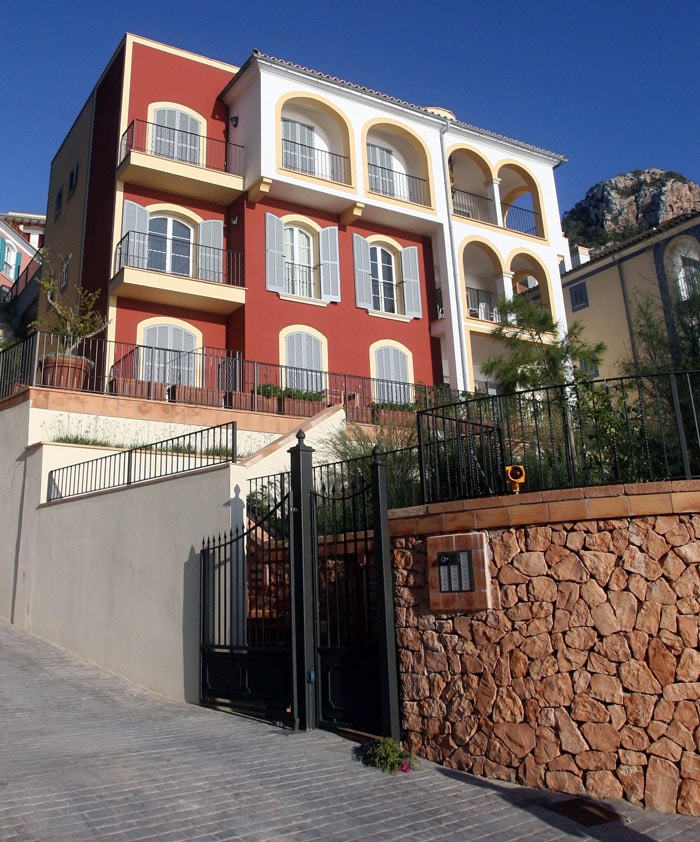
[43,34,570,398]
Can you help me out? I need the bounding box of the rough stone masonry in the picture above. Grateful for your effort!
[393,514,700,815]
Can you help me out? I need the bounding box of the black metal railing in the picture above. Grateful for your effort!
[451,189,497,225]
[115,231,243,287]
[47,422,237,501]
[466,287,500,321]
[0,332,463,419]
[368,163,427,205]
[119,119,245,176]
[502,202,540,236]
[282,139,348,184]
[7,253,42,304]
[418,371,700,502]
[284,261,317,298]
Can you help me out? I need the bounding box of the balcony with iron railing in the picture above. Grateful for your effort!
[117,119,245,204]
[451,189,498,225]
[284,261,318,299]
[466,287,500,323]
[367,163,427,206]
[0,332,462,423]
[501,202,541,237]
[112,231,245,314]
[281,139,349,185]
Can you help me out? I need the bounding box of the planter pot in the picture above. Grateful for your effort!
[373,408,415,428]
[347,405,373,424]
[250,394,278,414]
[40,355,92,389]
[169,384,224,407]
[109,378,168,401]
[282,397,324,417]
[224,390,252,411]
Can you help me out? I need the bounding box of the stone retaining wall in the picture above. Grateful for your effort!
[392,492,700,815]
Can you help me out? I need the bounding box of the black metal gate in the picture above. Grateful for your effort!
[200,432,399,738]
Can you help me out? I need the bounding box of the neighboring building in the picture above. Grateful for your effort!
[0,212,44,294]
[562,211,700,378]
[41,33,570,396]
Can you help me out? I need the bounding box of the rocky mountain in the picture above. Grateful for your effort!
[562,169,700,251]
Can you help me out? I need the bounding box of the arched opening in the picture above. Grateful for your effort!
[498,163,545,237]
[365,123,431,206]
[449,148,497,225]
[280,97,352,185]
[462,241,504,322]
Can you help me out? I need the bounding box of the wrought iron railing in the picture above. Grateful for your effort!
[418,371,700,502]
[119,119,245,176]
[115,231,243,287]
[0,332,463,419]
[47,422,237,501]
[466,287,500,321]
[7,254,42,304]
[451,189,497,225]
[368,163,427,206]
[501,202,540,236]
[284,261,317,298]
[282,139,348,184]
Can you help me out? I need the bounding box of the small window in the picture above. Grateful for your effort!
[54,187,63,216]
[569,282,589,311]
[59,256,70,290]
[68,163,79,195]
[578,358,599,378]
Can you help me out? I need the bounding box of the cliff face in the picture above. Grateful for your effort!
[562,169,700,250]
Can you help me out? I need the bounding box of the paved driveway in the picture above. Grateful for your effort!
[0,621,697,841]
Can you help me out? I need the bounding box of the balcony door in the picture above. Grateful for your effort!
[152,108,201,165]
[282,118,316,175]
[367,143,396,197]
[147,217,192,277]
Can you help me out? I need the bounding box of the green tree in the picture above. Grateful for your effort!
[620,258,700,374]
[480,295,606,392]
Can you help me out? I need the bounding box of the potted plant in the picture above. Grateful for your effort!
[30,255,109,389]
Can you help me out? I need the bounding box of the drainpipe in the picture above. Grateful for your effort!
[439,120,469,392]
[613,255,639,369]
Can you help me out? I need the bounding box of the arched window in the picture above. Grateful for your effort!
[284,225,314,297]
[265,213,340,302]
[371,245,397,313]
[142,323,197,386]
[152,107,201,165]
[353,235,422,318]
[285,330,323,393]
[374,345,412,405]
[665,236,700,301]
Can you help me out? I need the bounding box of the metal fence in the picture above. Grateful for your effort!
[282,139,348,184]
[47,422,237,501]
[120,119,245,176]
[0,332,462,418]
[418,371,700,501]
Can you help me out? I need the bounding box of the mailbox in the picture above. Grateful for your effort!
[438,550,474,593]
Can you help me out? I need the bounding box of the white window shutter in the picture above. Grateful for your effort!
[401,246,422,318]
[320,226,340,302]
[353,234,372,309]
[265,214,285,292]
[198,220,223,282]
[122,200,149,268]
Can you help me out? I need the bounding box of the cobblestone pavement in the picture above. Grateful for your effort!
[1,621,698,841]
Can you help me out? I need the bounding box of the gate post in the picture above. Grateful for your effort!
[371,446,401,742]
[289,430,317,730]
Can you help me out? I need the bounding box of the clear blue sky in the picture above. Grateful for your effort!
[3,0,698,220]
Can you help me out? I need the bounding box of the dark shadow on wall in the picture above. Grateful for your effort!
[437,767,657,841]
[182,544,201,704]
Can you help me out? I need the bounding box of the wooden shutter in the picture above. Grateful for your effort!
[286,331,322,392]
[401,246,422,318]
[375,346,410,404]
[265,214,285,292]
[13,250,21,281]
[198,220,223,282]
[353,234,372,309]
[122,200,149,268]
[0,239,6,273]
[320,226,340,302]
